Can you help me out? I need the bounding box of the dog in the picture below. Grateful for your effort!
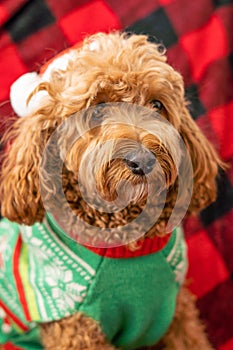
[0,32,223,350]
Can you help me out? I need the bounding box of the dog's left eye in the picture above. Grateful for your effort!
[151,100,163,111]
[89,103,105,127]
[92,103,105,120]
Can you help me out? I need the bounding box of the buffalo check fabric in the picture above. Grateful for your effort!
[0,0,232,349]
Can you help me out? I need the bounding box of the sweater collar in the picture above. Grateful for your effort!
[46,213,172,259]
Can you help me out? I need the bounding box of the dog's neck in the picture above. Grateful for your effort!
[45,213,173,256]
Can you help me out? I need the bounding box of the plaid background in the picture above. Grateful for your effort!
[0,0,232,349]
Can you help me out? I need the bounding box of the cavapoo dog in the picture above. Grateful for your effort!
[0,32,223,350]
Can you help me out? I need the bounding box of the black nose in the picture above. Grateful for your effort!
[124,148,156,175]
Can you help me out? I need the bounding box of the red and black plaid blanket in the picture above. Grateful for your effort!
[0,1,232,349]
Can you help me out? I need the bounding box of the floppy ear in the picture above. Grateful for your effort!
[0,112,57,225]
[180,105,224,213]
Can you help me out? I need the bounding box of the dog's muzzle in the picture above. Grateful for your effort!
[124,148,156,176]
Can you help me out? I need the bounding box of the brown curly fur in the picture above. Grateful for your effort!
[0,32,223,349]
[40,313,116,350]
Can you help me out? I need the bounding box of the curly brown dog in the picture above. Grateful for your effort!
[0,32,223,349]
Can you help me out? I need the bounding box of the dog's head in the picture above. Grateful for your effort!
[0,32,223,244]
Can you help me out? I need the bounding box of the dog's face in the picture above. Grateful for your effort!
[0,33,222,244]
[63,103,181,202]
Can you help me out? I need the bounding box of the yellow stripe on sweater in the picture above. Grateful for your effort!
[19,243,40,321]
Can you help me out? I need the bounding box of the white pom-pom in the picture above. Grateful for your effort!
[10,50,76,117]
[10,72,48,117]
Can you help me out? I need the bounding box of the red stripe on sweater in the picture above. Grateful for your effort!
[13,235,32,322]
[4,343,23,350]
[3,342,23,350]
[0,300,28,332]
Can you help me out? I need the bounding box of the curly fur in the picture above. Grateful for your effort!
[0,32,223,349]
[40,313,116,350]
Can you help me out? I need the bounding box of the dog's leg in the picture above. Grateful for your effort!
[159,286,214,350]
[40,312,117,350]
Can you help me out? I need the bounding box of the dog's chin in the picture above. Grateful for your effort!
[76,180,145,216]
[55,166,175,246]
[94,174,168,216]
[102,183,147,208]
[59,157,177,242]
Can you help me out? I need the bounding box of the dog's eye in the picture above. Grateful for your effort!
[92,103,105,119]
[89,103,105,127]
[151,100,163,111]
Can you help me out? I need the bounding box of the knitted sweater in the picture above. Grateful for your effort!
[0,215,187,350]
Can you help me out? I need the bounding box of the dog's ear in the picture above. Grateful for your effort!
[180,105,224,213]
[0,113,57,225]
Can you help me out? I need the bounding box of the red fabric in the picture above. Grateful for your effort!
[13,235,32,323]
[186,229,230,298]
[85,233,171,258]
[0,1,232,349]
[180,15,229,82]
[209,102,233,159]
[0,299,28,332]
[0,5,8,26]
[4,343,22,350]
[220,338,233,350]
[59,0,121,44]
[0,40,27,100]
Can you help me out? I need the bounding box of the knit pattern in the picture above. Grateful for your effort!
[0,217,187,349]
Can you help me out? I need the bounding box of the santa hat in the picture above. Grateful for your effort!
[10,46,79,117]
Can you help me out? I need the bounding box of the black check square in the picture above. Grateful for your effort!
[229,53,233,76]
[213,0,233,7]
[4,0,55,43]
[126,7,178,48]
[185,84,206,120]
[200,170,233,226]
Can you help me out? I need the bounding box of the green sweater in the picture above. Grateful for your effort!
[0,215,187,350]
